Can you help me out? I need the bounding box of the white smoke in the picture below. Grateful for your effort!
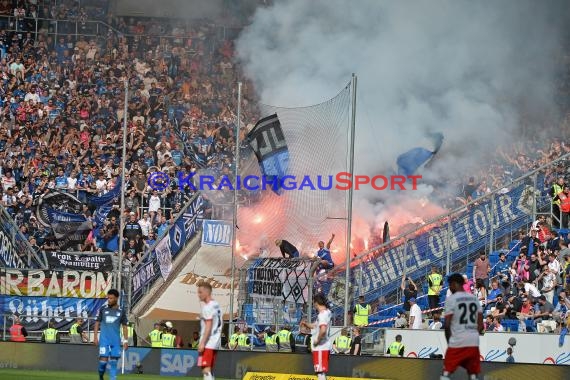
[236,0,568,245]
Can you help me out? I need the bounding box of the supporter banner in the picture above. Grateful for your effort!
[156,237,172,280]
[0,296,106,331]
[160,349,199,376]
[247,258,312,303]
[384,329,570,365]
[52,220,93,250]
[355,180,542,298]
[131,194,202,301]
[201,220,232,246]
[46,208,87,223]
[35,191,84,228]
[247,114,290,195]
[132,261,156,294]
[46,252,114,271]
[0,269,113,298]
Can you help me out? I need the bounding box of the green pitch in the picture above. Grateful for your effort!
[0,369,230,380]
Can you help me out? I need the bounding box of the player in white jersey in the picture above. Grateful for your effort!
[197,283,222,380]
[300,294,331,380]
[441,273,484,380]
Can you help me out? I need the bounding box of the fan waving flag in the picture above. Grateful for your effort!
[247,114,290,195]
[396,132,444,176]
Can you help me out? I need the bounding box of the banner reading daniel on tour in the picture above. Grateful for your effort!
[0,269,113,298]
[354,178,542,298]
[247,258,312,304]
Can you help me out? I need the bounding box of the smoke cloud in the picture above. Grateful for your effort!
[236,0,569,248]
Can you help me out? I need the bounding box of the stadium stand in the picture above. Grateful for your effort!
[2,1,570,355]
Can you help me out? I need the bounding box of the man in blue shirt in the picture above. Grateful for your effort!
[492,252,511,284]
[315,233,335,273]
[93,289,129,380]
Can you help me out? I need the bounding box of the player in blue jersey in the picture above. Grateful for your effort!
[93,289,129,380]
[315,234,335,274]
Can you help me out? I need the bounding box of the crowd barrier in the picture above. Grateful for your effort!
[0,341,568,379]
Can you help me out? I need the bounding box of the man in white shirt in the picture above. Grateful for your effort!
[300,294,331,380]
[197,283,222,380]
[441,273,484,380]
[408,298,423,329]
[148,190,162,213]
[138,212,151,238]
[520,281,541,300]
[547,252,561,278]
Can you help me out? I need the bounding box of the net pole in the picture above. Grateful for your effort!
[344,74,357,326]
[117,79,128,296]
[229,82,242,336]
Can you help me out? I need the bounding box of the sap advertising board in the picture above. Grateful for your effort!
[120,348,199,376]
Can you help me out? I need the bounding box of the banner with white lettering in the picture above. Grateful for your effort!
[130,194,203,302]
[46,252,114,271]
[0,296,105,331]
[354,179,544,300]
[0,269,113,298]
[132,261,157,294]
[160,350,199,376]
[201,220,232,247]
[247,258,312,303]
[156,237,172,280]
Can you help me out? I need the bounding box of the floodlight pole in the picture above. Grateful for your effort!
[229,82,242,335]
[344,74,357,326]
[117,79,128,297]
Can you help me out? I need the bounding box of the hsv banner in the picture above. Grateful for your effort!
[156,237,172,280]
[132,261,157,294]
[46,252,114,271]
[0,269,113,298]
[247,258,312,303]
[131,194,202,302]
[0,296,106,331]
[201,220,232,247]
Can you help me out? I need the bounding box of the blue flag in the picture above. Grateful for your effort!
[247,114,290,195]
[396,132,444,176]
[93,204,113,236]
[88,178,122,207]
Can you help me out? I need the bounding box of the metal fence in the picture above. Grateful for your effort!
[0,205,45,269]
[325,153,570,324]
[1,313,97,344]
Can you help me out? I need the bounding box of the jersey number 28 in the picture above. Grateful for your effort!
[458,302,478,324]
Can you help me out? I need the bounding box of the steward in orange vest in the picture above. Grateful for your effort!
[9,317,28,342]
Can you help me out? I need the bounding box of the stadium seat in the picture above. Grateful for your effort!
[501,319,519,332]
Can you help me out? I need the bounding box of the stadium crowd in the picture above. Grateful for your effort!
[390,216,570,339]
[0,4,260,268]
[0,0,569,322]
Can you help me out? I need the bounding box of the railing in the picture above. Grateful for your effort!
[127,192,203,311]
[1,314,97,343]
[0,14,242,47]
[326,152,569,318]
[0,205,46,269]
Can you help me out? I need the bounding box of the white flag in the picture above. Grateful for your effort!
[156,236,172,280]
